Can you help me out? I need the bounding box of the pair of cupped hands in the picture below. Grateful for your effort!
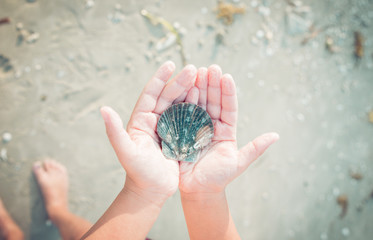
[100,61,279,206]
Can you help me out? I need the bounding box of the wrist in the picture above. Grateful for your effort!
[122,177,169,207]
[180,190,226,202]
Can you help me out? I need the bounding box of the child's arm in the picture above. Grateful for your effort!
[179,65,279,240]
[81,181,166,239]
[181,191,240,240]
[82,61,197,239]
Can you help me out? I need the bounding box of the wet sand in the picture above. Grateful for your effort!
[1,0,373,239]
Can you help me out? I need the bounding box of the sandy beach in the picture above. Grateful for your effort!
[1,0,373,239]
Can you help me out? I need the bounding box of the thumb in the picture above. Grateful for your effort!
[100,106,135,161]
[237,132,279,172]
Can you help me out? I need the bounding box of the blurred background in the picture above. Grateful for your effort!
[0,0,372,239]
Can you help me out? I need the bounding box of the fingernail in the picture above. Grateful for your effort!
[185,64,197,75]
[100,107,111,123]
[271,132,280,143]
[271,132,280,141]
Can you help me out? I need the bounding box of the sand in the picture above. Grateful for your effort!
[0,0,373,239]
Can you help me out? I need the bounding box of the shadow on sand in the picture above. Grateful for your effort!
[29,174,60,240]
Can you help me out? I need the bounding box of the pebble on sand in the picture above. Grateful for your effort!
[0,148,7,161]
[368,111,373,123]
[2,132,12,144]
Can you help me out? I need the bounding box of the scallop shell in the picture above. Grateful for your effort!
[157,102,214,162]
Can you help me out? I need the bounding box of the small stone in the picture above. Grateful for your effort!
[173,21,181,29]
[258,6,271,16]
[341,227,350,237]
[201,7,208,14]
[247,72,254,79]
[258,80,265,87]
[40,95,47,102]
[368,111,373,123]
[85,0,95,9]
[320,233,328,240]
[265,47,274,56]
[34,64,42,70]
[332,187,340,196]
[16,22,23,30]
[350,172,363,180]
[251,36,259,45]
[296,113,305,122]
[250,0,259,8]
[25,32,40,43]
[156,33,176,52]
[2,132,12,143]
[0,148,7,161]
[57,70,65,78]
[256,29,264,38]
[45,219,52,226]
[265,30,273,40]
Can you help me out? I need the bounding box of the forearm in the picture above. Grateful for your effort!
[181,191,241,240]
[49,210,92,240]
[81,181,165,240]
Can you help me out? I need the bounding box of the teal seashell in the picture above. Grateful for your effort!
[157,102,214,162]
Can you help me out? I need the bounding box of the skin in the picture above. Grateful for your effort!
[0,198,24,240]
[1,159,93,240]
[178,65,279,240]
[33,159,93,240]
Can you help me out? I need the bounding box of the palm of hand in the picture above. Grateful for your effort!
[125,112,179,196]
[179,124,238,194]
[179,65,279,194]
[177,65,239,194]
[101,62,197,197]
[101,62,278,198]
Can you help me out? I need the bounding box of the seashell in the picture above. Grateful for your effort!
[157,102,214,162]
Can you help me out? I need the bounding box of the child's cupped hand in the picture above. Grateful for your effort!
[100,61,279,204]
[178,65,279,197]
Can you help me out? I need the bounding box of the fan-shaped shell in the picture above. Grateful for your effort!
[157,102,214,162]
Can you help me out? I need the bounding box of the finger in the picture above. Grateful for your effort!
[237,132,279,172]
[185,87,199,105]
[132,61,175,114]
[207,65,222,120]
[174,68,204,104]
[173,91,188,104]
[221,74,238,127]
[154,64,197,114]
[101,106,135,161]
[195,67,208,110]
